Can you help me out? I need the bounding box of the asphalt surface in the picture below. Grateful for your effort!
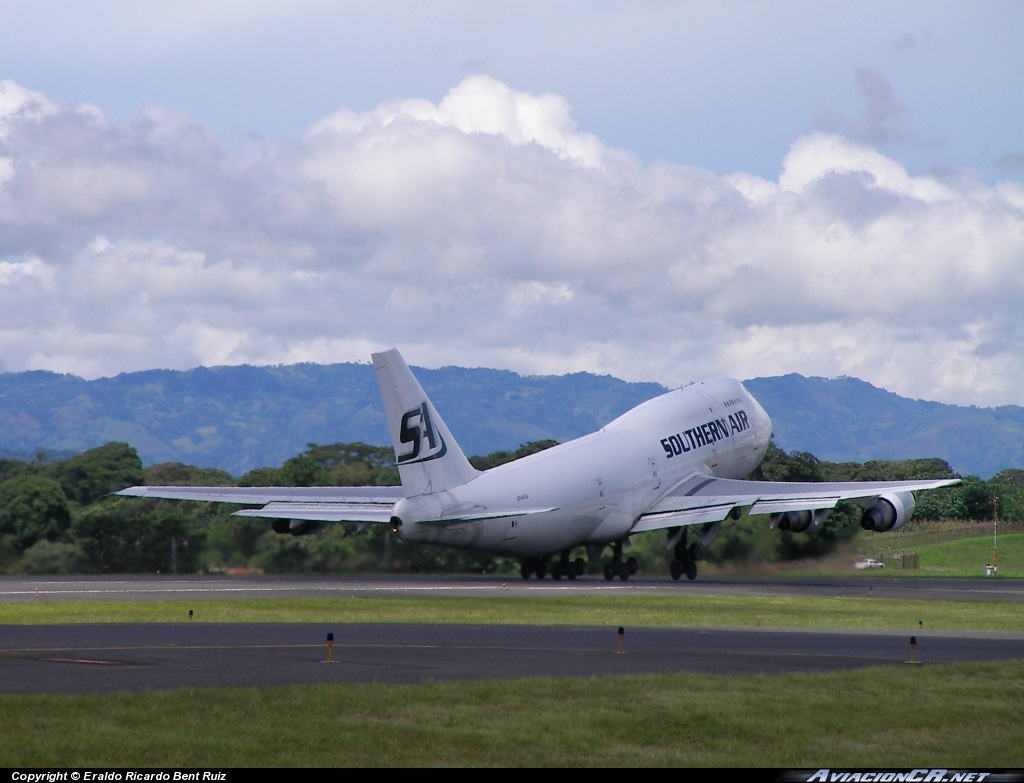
[2,576,1021,694]
[1,623,1021,694]
[2,573,1023,602]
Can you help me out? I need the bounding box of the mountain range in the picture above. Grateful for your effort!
[0,363,1021,478]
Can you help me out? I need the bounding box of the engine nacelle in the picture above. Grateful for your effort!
[775,510,813,533]
[272,519,325,536]
[860,492,915,532]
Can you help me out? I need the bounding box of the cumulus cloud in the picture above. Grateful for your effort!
[307,76,606,167]
[1,76,1023,406]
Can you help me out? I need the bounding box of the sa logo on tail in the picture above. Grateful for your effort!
[398,402,448,464]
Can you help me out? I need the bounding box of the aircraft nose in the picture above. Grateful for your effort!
[750,395,772,434]
[739,383,772,435]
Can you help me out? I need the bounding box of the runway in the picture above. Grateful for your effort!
[0,573,1022,602]
[1,623,1021,694]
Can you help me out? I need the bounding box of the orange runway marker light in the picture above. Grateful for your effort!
[905,635,922,665]
[324,632,338,664]
[188,609,193,622]
[617,626,624,655]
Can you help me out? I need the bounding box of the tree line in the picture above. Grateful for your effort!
[0,439,1020,575]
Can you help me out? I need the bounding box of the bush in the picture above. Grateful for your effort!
[19,540,82,574]
[54,442,144,505]
[71,499,205,574]
[0,475,71,552]
[144,463,234,487]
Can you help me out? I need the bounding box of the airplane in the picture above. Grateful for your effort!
[118,349,960,581]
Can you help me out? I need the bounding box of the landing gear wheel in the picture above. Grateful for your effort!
[670,560,683,581]
[555,553,575,581]
[685,560,697,580]
[688,542,702,562]
[574,557,586,576]
[618,562,630,581]
[535,562,547,580]
[627,556,638,576]
[520,562,532,580]
[673,541,688,563]
[603,562,615,581]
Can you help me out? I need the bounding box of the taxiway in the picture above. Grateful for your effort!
[1,622,1020,694]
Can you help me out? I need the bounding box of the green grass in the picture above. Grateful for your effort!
[2,594,1022,630]
[775,532,1024,578]
[912,533,1024,577]
[4,584,1021,765]
[2,660,1022,766]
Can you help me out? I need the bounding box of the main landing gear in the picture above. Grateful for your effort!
[602,540,638,581]
[669,529,699,581]
[520,552,585,580]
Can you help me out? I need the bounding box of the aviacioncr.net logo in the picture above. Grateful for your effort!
[805,771,997,783]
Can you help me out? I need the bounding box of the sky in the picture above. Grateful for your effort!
[0,1,1022,407]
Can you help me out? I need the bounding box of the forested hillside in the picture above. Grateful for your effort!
[2,364,1024,477]
[745,374,1024,479]
[0,364,664,476]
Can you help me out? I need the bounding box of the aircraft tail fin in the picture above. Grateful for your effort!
[372,348,480,497]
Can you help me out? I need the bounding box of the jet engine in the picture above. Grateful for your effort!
[775,510,813,533]
[860,492,915,532]
[271,519,325,536]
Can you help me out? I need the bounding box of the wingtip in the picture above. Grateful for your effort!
[115,486,148,497]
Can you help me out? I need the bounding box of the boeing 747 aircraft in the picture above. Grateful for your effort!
[118,349,959,580]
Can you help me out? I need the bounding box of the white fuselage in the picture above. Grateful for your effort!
[393,378,772,557]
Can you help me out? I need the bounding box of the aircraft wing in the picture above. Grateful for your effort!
[116,485,558,524]
[631,473,960,533]
[115,485,405,524]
